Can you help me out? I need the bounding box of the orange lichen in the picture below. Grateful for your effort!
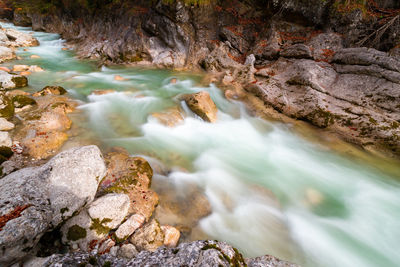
[0,205,31,231]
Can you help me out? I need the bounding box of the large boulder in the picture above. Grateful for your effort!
[38,240,298,266]
[183,91,218,123]
[99,151,158,221]
[246,52,400,155]
[61,193,130,251]
[0,146,106,265]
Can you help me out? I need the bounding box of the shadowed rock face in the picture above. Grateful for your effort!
[37,240,298,267]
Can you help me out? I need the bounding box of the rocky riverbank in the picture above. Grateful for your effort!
[0,26,298,266]
[2,0,399,157]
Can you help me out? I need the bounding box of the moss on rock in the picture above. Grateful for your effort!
[12,95,37,108]
[67,225,87,241]
[0,94,15,119]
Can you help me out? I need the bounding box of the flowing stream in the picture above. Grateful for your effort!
[1,22,400,267]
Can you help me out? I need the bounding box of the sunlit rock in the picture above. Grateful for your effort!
[183,91,218,123]
[161,225,180,248]
[130,219,164,252]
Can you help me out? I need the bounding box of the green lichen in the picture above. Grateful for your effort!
[12,95,37,108]
[0,146,13,158]
[104,159,152,193]
[11,76,28,88]
[103,261,111,267]
[88,256,97,265]
[67,225,87,241]
[0,95,15,119]
[201,242,247,267]
[90,218,112,235]
[60,207,69,214]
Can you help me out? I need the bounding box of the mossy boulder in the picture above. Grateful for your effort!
[99,151,158,220]
[11,75,28,88]
[12,95,37,109]
[0,94,15,119]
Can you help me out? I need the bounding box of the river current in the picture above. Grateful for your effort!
[1,22,400,267]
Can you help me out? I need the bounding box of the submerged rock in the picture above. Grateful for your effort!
[0,146,106,265]
[183,91,218,123]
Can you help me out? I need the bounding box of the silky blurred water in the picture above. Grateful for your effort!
[2,22,400,267]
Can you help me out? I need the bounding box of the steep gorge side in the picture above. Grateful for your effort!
[2,0,400,156]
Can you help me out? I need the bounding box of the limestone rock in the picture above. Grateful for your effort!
[0,146,106,265]
[87,193,130,230]
[0,118,14,131]
[115,214,145,241]
[161,225,180,248]
[22,131,68,159]
[281,44,312,59]
[0,70,28,90]
[0,131,12,147]
[29,65,44,72]
[99,152,158,220]
[41,241,296,267]
[183,91,218,123]
[61,209,107,251]
[0,46,15,63]
[33,86,67,97]
[130,219,164,252]
[3,28,39,47]
[12,65,30,72]
[118,244,138,259]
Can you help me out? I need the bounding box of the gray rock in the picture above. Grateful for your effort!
[332,47,400,73]
[61,209,107,251]
[0,146,106,265]
[40,240,298,267]
[281,44,312,59]
[87,193,130,229]
[118,244,138,259]
[245,56,400,155]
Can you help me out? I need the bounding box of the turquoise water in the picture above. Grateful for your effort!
[1,22,400,267]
